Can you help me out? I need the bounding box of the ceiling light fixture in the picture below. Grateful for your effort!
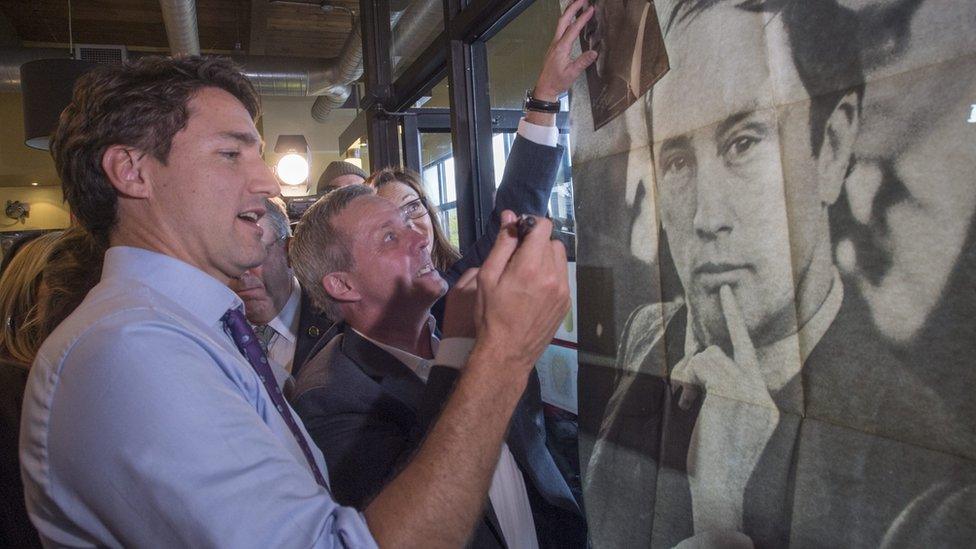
[20,0,96,150]
[274,135,311,186]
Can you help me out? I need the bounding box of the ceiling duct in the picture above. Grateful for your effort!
[237,55,341,97]
[390,0,440,73]
[156,0,363,121]
[310,18,362,122]
[310,0,440,122]
[159,0,200,56]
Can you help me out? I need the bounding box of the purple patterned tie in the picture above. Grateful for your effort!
[222,307,328,488]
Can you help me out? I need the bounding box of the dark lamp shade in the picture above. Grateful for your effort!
[21,58,97,150]
[273,134,310,154]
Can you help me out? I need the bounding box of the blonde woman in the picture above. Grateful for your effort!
[0,231,62,366]
[1,230,61,549]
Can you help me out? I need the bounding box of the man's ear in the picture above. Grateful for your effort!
[101,145,151,198]
[322,272,361,303]
[817,90,861,206]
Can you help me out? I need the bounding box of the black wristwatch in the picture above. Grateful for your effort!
[524,89,561,113]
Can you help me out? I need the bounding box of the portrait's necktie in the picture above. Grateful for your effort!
[221,307,328,488]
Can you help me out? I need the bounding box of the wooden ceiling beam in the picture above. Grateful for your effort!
[247,0,267,55]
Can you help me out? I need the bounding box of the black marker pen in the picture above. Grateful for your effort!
[516,214,538,241]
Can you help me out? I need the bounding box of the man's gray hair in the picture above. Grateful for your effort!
[290,184,375,319]
[264,197,291,241]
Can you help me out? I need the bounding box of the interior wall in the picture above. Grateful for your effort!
[0,93,60,188]
[0,186,69,232]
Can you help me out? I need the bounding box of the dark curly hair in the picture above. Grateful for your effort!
[50,56,261,239]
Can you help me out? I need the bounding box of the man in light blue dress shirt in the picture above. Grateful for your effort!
[19,7,593,542]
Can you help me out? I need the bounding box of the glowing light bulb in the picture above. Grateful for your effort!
[276,153,309,185]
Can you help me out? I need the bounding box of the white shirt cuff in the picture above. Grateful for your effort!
[517,118,559,148]
[433,337,476,370]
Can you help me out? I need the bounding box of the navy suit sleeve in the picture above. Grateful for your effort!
[442,134,564,287]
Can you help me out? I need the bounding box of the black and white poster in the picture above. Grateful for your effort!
[573,0,976,546]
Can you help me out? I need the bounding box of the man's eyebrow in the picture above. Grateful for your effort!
[713,110,757,142]
[658,134,692,158]
[216,131,263,148]
[372,219,397,235]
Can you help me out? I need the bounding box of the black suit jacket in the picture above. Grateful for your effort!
[0,358,42,548]
[290,326,586,548]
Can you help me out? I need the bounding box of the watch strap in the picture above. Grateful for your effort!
[524,89,561,113]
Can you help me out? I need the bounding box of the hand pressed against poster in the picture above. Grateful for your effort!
[580,0,976,547]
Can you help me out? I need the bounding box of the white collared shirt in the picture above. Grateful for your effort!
[518,118,559,147]
[355,325,540,549]
[265,276,302,373]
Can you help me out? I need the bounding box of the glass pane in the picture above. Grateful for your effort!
[485,0,564,109]
[420,131,456,243]
[492,133,507,188]
[445,208,460,249]
[485,0,576,260]
[390,2,444,79]
[422,165,440,203]
[413,76,451,109]
[443,158,456,203]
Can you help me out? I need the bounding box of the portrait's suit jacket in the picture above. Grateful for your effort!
[290,326,587,548]
[585,279,973,548]
[291,289,333,377]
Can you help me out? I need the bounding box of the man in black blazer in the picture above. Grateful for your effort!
[230,197,331,377]
[289,186,585,548]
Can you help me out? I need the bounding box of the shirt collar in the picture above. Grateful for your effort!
[352,316,439,382]
[100,246,242,327]
[267,276,301,343]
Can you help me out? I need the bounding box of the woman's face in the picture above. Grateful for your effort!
[375,181,435,252]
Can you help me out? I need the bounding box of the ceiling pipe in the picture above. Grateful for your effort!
[236,55,341,97]
[159,0,201,56]
[390,0,440,72]
[156,0,361,121]
[310,0,440,122]
[310,17,362,122]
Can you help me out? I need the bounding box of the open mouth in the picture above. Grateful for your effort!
[416,262,435,277]
[237,210,262,223]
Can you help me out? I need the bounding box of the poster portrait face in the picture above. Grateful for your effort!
[649,4,857,348]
